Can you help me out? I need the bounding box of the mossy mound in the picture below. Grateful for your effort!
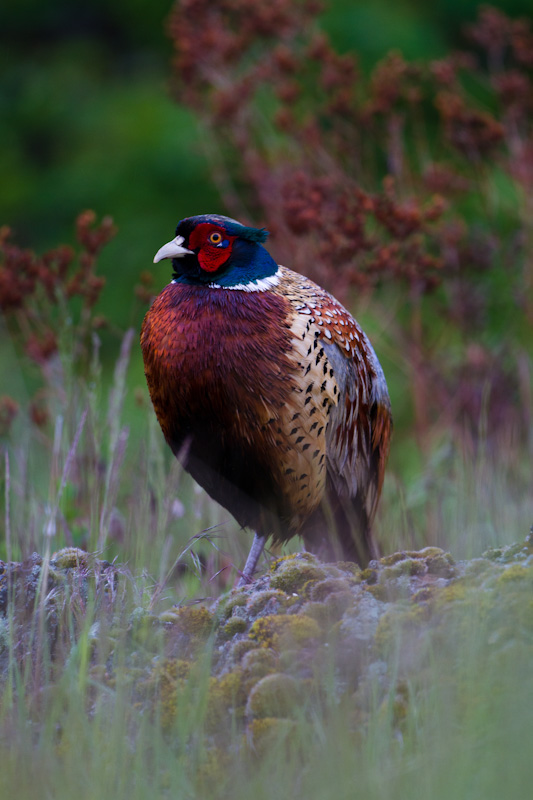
[0,548,122,675]
[3,537,533,766]
[246,673,307,719]
[134,538,533,751]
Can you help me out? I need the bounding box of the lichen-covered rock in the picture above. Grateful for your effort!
[248,613,322,650]
[241,647,278,690]
[3,537,533,768]
[222,616,248,638]
[268,553,328,593]
[212,590,248,623]
[0,549,123,683]
[204,671,247,734]
[246,673,306,719]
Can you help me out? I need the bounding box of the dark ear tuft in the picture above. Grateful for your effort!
[214,217,269,243]
[239,225,269,243]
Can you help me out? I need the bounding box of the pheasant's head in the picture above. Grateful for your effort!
[153,214,279,290]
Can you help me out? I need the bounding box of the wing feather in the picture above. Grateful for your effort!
[275,265,392,562]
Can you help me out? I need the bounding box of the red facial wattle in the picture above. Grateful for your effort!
[187,222,236,273]
[197,246,232,273]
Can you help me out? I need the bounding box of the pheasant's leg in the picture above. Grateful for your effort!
[237,533,267,586]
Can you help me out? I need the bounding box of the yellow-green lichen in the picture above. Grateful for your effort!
[248,614,321,651]
[310,578,351,602]
[269,552,317,570]
[228,638,257,663]
[483,541,529,563]
[433,581,469,606]
[426,553,456,578]
[242,647,278,674]
[364,583,390,601]
[483,546,504,561]
[51,548,91,570]
[269,556,327,594]
[382,558,427,580]
[374,604,428,653]
[497,564,533,584]
[379,551,414,567]
[416,546,449,558]
[158,610,182,624]
[361,567,378,584]
[241,647,278,690]
[246,589,288,616]
[411,586,439,604]
[222,617,248,638]
[141,657,191,730]
[169,605,214,638]
[246,673,305,719]
[380,547,450,566]
[205,671,247,734]
[213,591,248,622]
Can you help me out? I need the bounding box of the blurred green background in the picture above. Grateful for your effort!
[3,0,532,335]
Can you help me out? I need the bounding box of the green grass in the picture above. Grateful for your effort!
[0,548,532,800]
[0,316,531,799]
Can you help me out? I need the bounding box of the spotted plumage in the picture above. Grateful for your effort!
[141,214,392,583]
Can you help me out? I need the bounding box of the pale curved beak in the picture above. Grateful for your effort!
[153,235,194,263]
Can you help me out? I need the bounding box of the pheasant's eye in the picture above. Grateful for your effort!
[209,231,223,245]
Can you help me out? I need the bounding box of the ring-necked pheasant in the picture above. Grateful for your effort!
[141,214,392,584]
